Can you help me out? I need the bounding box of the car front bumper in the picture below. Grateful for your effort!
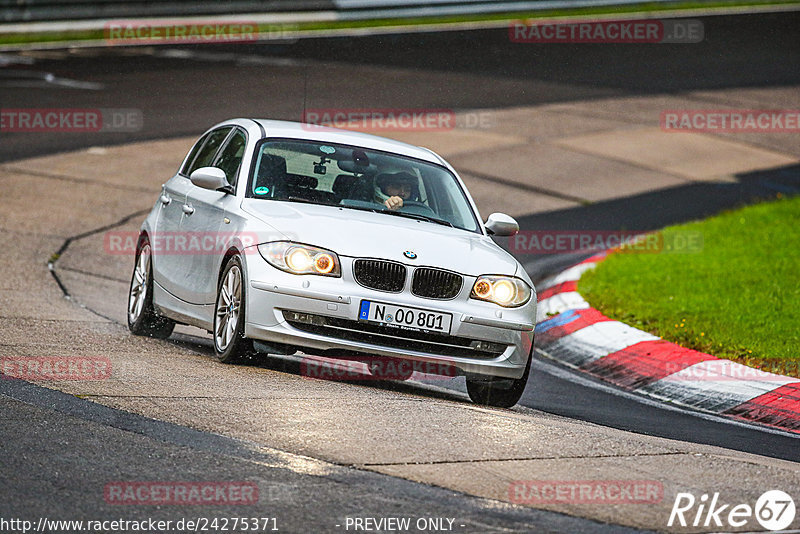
[243,254,535,379]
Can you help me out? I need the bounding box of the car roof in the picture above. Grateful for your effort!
[243,119,445,166]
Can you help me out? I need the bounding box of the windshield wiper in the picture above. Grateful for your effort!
[341,206,381,214]
[379,209,454,228]
[285,197,338,207]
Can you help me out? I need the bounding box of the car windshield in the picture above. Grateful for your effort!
[248,139,480,233]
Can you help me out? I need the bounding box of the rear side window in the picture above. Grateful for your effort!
[184,127,232,176]
[213,129,247,186]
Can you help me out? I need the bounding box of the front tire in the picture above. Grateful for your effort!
[213,256,255,364]
[466,350,532,408]
[127,237,175,339]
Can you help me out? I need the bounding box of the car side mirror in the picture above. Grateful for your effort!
[190,167,232,193]
[485,213,519,237]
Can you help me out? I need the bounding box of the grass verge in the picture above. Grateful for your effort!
[1,0,799,48]
[578,194,800,376]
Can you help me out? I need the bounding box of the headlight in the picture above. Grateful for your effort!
[470,275,531,307]
[258,242,341,277]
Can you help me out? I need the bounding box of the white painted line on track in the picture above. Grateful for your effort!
[542,321,658,366]
[538,262,597,289]
[536,292,589,322]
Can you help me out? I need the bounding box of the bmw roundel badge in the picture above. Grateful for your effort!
[403,251,417,259]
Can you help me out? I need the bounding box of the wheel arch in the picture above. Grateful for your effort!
[217,244,248,287]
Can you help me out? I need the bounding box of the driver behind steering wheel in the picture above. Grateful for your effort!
[374,171,419,211]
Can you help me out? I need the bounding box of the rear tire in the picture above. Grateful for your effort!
[213,256,255,364]
[127,237,175,339]
[466,349,532,408]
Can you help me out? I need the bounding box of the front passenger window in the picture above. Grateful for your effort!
[186,127,232,176]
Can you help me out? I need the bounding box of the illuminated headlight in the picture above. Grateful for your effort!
[470,275,531,307]
[258,242,341,277]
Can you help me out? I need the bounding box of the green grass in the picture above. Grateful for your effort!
[578,195,800,374]
[1,0,798,47]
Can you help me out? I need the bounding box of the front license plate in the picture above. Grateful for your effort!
[359,300,452,335]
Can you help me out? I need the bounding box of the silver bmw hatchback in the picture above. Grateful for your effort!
[127,119,536,407]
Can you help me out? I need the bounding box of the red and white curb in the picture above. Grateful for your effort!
[534,253,800,434]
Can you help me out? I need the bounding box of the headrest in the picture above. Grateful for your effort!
[286,174,318,189]
[258,154,287,178]
[332,174,357,196]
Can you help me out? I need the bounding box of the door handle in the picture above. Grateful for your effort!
[160,194,171,205]
[182,204,195,215]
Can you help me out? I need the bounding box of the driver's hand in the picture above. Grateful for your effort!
[384,196,404,211]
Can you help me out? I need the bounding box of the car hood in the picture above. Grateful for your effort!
[241,199,519,277]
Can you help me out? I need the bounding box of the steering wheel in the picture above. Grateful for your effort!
[398,200,436,215]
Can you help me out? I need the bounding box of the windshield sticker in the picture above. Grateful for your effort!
[320,145,335,154]
[254,186,270,195]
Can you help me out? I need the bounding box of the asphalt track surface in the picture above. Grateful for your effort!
[1,11,799,532]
